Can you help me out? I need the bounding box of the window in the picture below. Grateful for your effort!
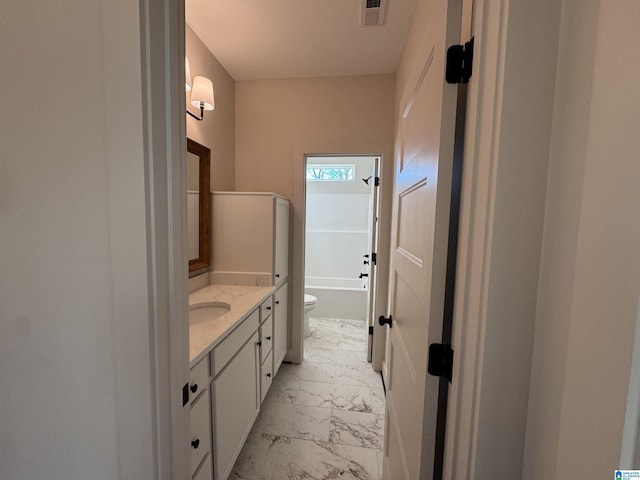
[306,164,355,181]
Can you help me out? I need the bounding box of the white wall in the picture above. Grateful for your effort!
[0,1,155,479]
[524,2,640,478]
[235,75,395,362]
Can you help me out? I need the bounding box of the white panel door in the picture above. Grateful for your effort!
[382,0,462,478]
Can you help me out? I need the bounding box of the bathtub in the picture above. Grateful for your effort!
[305,276,368,321]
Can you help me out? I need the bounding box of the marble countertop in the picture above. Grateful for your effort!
[189,284,274,365]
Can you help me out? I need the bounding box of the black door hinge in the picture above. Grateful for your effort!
[371,252,377,265]
[182,382,189,406]
[374,176,380,186]
[428,343,454,383]
[368,326,374,335]
[446,37,474,84]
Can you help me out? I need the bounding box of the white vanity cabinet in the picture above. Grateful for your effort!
[273,282,288,376]
[210,309,261,480]
[189,357,212,479]
[211,193,289,286]
[188,284,290,479]
[258,297,274,402]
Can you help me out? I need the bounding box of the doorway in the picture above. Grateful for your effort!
[303,155,380,363]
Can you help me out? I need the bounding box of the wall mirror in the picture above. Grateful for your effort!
[187,138,211,275]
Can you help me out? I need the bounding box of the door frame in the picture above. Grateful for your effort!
[443,0,529,477]
[139,0,190,478]
[300,154,382,363]
[144,0,519,477]
[290,143,394,367]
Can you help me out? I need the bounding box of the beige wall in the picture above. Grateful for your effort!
[0,1,155,478]
[525,1,640,478]
[186,25,235,191]
[235,75,395,362]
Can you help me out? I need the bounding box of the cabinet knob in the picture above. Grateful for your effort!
[275,300,280,305]
[257,341,262,347]
[266,306,272,311]
[191,438,200,449]
[266,336,272,341]
[190,383,198,394]
[266,373,272,378]
[275,274,280,278]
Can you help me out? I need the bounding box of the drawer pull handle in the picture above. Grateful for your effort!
[275,300,280,304]
[191,439,200,449]
[266,373,272,378]
[266,306,272,311]
[275,274,280,278]
[257,341,262,347]
[190,383,198,394]
[266,336,272,341]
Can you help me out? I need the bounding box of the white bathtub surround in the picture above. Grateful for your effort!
[229,316,384,479]
[305,170,374,323]
[305,285,367,321]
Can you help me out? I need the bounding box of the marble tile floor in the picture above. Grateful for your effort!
[229,316,385,480]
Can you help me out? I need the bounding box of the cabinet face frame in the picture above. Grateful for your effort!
[273,282,289,375]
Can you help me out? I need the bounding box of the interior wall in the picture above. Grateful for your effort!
[525,2,640,478]
[471,0,561,476]
[522,2,599,478]
[439,0,562,477]
[0,1,155,479]
[235,75,395,362]
[186,24,235,192]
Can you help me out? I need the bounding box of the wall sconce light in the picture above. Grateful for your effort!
[185,57,214,121]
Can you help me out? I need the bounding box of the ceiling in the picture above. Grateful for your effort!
[185,0,419,81]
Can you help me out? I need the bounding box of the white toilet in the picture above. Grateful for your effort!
[303,294,318,338]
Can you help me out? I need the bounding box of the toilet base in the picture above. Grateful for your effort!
[304,310,312,337]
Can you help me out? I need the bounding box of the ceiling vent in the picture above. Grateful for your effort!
[361,0,387,27]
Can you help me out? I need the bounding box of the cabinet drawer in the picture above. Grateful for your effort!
[189,356,209,404]
[190,391,211,476]
[212,308,259,377]
[260,296,273,321]
[193,454,212,480]
[259,316,273,364]
[260,350,274,403]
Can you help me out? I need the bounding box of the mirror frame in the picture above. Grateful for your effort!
[187,138,211,274]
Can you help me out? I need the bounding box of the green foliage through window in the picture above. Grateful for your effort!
[306,165,355,181]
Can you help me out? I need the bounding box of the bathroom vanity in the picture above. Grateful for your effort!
[188,284,285,480]
[187,193,290,480]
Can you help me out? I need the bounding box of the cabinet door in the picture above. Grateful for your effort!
[273,282,288,375]
[212,332,260,480]
[274,198,289,284]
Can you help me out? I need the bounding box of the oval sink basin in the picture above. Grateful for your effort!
[189,302,231,325]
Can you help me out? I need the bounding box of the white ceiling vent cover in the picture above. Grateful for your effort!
[361,0,388,27]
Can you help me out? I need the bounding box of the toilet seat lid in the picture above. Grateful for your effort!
[304,294,318,305]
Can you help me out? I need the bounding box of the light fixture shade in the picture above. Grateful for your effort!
[185,56,192,92]
[191,76,215,111]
